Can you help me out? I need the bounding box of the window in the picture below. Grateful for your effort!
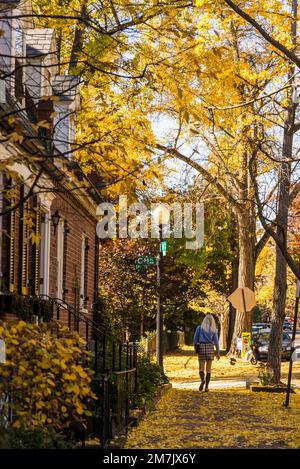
[80,237,89,310]
[42,68,51,97]
[33,203,41,296]
[1,177,16,293]
[14,26,24,101]
[53,105,71,157]
[39,211,51,296]
[19,199,29,295]
[9,203,16,293]
[0,174,3,289]
[56,219,64,299]
[80,237,85,309]
[15,58,23,101]
[15,26,23,56]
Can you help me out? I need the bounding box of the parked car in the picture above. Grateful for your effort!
[287,329,300,340]
[283,321,293,331]
[253,331,292,361]
[252,323,271,329]
[252,323,270,341]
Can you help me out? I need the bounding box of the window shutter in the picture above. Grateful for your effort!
[15,58,24,101]
[9,202,16,293]
[84,239,89,304]
[21,201,29,295]
[34,203,41,295]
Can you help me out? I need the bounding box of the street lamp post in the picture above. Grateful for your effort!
[156,223,163,370]
[152,205,170,372]
[284,279,300,407]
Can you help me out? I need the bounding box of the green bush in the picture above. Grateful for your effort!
[1,427,77,449]
[257,363,273,386]
[134,355,168,407]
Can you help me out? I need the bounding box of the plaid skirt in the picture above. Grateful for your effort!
[198,343,215,361]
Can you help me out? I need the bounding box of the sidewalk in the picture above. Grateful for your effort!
[172,378,248,390]
[125,386,300,448]
[125,349,300,449]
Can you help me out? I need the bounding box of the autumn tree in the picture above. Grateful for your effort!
[98,236,206,341]
[122,3,284,345]
[5,0,300,376]
[0,0,195,205]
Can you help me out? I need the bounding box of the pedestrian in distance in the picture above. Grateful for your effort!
[235,336,242,358]
[193,314,220,392]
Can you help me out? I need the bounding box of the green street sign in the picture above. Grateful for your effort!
[134,256,156,270]
[160,241,167,256]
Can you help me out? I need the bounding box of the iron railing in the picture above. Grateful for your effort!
[0,292,138,447]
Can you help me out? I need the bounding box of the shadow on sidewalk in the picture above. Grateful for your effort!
[125,386,300,449]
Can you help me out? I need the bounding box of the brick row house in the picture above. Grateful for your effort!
[0,0,101,336]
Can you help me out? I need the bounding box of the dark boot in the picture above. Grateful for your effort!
[199,371,205,391]
[205,373,211,392]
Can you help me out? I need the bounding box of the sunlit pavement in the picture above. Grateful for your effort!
[163,345,300,387]
[125,348,300,449]
[172,379,248,390]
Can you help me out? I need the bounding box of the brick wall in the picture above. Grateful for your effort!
[0,178,99,340]
[49,189,99,332]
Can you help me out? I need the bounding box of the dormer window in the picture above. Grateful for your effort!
[14,25,24,101]
[25,28,58,102]
[15,25,23,56]
[0,0,31,101]
[52,75,80,159]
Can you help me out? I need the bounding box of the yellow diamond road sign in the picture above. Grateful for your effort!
[227,287,256,313]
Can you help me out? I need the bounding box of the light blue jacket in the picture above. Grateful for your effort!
[193,325,219,354]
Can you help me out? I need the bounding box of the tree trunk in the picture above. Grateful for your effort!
[231,208,256,344]
[219,312,229,350]
[268,165,292,383]
[227,254,239,352]
[268,123,294,383]
[267,0,297,384]
[69,3,88,73]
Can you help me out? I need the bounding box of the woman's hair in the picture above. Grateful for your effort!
[201,314,217,334]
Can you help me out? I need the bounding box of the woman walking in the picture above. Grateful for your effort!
[193,315,220,391]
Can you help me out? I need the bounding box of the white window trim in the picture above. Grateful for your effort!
[0,173,3,289]
[56,219,64,300]
[40,211,51,296]
[80,236,86,310]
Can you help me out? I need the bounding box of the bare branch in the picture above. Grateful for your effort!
[224,0,300,68]
[156,144,242,211]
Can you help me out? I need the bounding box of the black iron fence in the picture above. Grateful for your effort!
[0,292,138,448]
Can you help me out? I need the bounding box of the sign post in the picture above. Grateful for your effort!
[228,287,256,313]
[0,339,5,364]
[284,280,300,407]
[228,287,256,357]
[160,240,167,257]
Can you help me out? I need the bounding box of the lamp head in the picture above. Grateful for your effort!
[152,205,170,225]
[51,210,61,234]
